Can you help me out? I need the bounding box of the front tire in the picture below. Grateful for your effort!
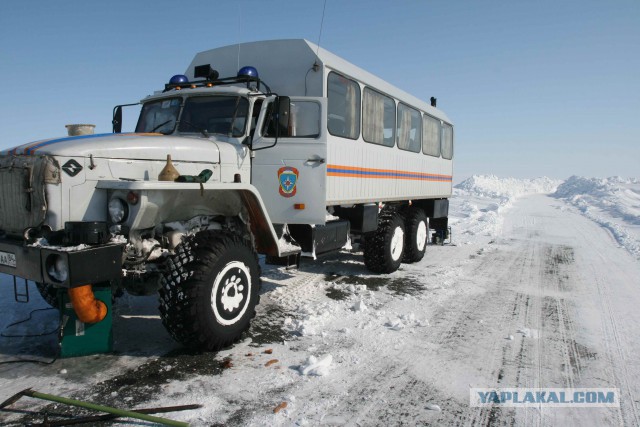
[159,231,260,351]
[363,210,406,274]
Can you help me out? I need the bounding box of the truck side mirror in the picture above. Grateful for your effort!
[276,96,290,137]
[112,106,122,133]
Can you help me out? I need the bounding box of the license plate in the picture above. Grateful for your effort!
[0,250,16,268]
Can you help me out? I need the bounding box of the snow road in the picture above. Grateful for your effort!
[1,185,639,426]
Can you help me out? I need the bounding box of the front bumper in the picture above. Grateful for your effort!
[0,238,123,288]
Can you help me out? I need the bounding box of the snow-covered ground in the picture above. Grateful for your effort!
[1,175,639,426]
[451,175,561,242]
[552,176,640,259]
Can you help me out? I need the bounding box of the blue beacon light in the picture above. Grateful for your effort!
[237,66,259,79]
[169,74,189,85]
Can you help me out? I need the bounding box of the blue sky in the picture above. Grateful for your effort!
[1,0,638,181]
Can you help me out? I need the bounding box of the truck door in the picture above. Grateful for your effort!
[250,97,327,225]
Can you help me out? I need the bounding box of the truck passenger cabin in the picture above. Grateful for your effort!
[210,40,454,266]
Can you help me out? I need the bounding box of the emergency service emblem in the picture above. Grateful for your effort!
[278,166,299,198]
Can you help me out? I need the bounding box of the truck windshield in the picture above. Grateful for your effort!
[178,96,249,137]
[135,98,181,134]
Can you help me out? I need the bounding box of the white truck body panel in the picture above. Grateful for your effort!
[251,97,328,225]
[189,39,453,221]
[3,133,222,164]
[326,140,452,205]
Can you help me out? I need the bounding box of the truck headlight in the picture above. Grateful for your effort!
[108,198,128,224]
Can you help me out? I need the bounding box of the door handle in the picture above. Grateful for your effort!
[306,157,325,164]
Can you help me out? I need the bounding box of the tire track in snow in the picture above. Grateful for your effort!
[472,243,540,427]
[470,197,618,426]
[500,196,630,426]
[572,223,639,427]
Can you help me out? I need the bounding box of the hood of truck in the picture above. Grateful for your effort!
[2,133,221,163]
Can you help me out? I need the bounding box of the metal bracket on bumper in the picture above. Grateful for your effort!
[0,239,123,288]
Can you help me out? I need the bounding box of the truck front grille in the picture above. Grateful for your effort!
[0,155,60,237]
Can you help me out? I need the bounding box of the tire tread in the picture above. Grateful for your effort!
[158,230,261,351]
[363,209,405,274]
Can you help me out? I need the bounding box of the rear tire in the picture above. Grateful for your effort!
[363,210,405,274]
[403,209,428,263]
[158,230,261,351]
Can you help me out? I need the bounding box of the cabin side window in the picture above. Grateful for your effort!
[362,87,395,147]
[397,103,421,153]
[327,72,360,140]
[422,114,441,157]
[442,122,454,160]
[290,101,321,138]
[262,100,321,138]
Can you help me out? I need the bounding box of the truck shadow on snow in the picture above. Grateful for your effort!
[2,252,431,424]
[261,251,426,297]
[324,272,425,296]
[0,308,60,361]
[3,251,423,363]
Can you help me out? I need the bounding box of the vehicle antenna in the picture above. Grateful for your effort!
[315,0,327,59]
[236,3,242,71]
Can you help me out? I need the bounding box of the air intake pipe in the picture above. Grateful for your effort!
[67,285,107,323]
[65,124,95,136]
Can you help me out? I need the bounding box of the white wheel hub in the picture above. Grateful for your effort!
[221,275,245,312]
[390,226,405,261]
[416,220,427,251]
[211,261,252,326]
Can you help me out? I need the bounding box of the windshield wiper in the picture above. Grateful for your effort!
[180,120,210,138]
[151,120,173,133]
